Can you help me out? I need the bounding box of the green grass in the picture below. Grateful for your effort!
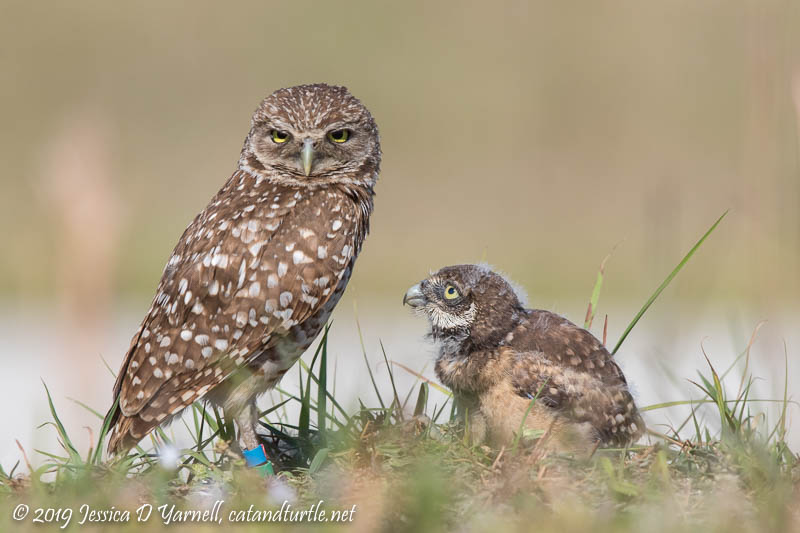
[2,211,798,532]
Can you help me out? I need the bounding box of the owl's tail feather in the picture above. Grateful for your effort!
[107,416,136,455]
[105,402,148,455]
[576,385,645,447]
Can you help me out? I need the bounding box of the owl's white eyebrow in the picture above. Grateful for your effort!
[324,121,359,131]
[259,120,293,131]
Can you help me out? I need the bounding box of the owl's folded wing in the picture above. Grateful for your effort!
[509,310,644,445]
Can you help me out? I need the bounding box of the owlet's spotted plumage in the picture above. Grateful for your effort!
[404,264,644,451]
[107,84,381,454]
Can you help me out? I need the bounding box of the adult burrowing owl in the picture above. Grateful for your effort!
[107,84,381,464]
[404,264,643,451]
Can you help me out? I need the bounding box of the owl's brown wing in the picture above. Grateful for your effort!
[110,172,359,447]
[508,310,643,445]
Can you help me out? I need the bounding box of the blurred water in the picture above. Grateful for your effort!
[1,298,797,472]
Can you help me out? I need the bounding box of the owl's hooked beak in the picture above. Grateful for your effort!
[403,283,426,307]
[300,138,315,176]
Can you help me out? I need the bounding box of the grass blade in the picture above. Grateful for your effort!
[391,361,453,397]
[308,447,329,474]
[259,397,293,419]
[414,382,429,417]
[612,210,728,355]
[511,380,548,454]
[299,373,311,443]
[300,329,327,444]
[67,398,104,420]
[293,365,350,428]
[433,399,451,424]
[41,381,82,466]
[354,303,385,409]
[639,398,798,412]
[584,247,616,329]
[317,325,329,444]
[92,395,119,465]
[379,340,403,421]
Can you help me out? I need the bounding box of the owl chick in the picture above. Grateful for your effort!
[107,84,381,463]
[404,264,644,451]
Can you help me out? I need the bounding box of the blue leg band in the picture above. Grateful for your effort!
[243,444,274,475]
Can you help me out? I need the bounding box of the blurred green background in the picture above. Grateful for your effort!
[1,1,799,462]
[2,0,799,307]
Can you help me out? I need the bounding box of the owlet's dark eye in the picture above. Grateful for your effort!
[327,129,350,143]
[444,284,460,300]
[271,130,290,143]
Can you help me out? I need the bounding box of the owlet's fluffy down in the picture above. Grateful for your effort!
[405,264,644,452]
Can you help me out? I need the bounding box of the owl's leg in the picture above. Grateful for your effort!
[234,400,274,474]
[467,410,487,446]
[235,401,261,450]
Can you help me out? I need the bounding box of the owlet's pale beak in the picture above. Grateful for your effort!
[301,138,315,176]
[403,283,426,307]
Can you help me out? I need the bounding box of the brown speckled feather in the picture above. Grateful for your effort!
[108,84,380,452]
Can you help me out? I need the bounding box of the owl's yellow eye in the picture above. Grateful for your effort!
[327,129,350,143]
[444,285,460,300]
[271,130,290,143]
